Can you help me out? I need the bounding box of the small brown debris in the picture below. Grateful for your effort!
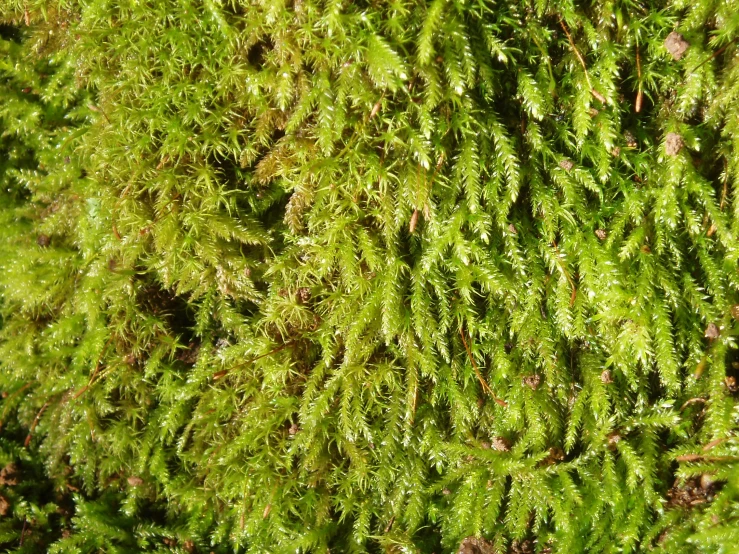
[600,369,613,384]
[624,131,637,148]
[457,536,495,554]
[177,342,200,365]
[611,146,621,157]
[36,234,50,247]
[491,436,511,452]
[725,376,737,392]
[665,31,690,61]
[183,540,195,553]
[480,441,491,450]
[508,223,517,235]
[442,487,452,495]
[288,423,299,435]
[731,305,739,321]
[510,539,535,554]
[667,476,719,508]
[0,464,17,486]
[665,132,684,156]
[297,287,311,304]
[542,446,566,466]
[0,494,9,516]
[559,159,574,171]
[704,322,720,340]
[523,374,541,390]
[124,353,136,365]
[607,433,622,449]
[127,476,144,487]
[595,229,607,240]
[550,446,565,460]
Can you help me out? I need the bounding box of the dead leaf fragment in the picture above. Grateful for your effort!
[127,476,144,487]
[523,374,541,390]
[704,322,720,340]
[559,159,574,171]
[665,31,690,60]
[457,536,495,554]
[665,132,684,156]
[491,436,511,452]
[0,464,17,486]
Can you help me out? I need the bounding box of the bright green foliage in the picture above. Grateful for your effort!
[1,0,739,552]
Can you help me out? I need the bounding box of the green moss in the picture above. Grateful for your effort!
[0,0,738,552]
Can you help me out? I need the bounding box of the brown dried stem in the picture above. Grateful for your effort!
[460,328,507,407]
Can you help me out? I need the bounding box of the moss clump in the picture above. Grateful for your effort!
[1,1,739,552]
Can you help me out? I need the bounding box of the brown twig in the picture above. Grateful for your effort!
[87,103,111,124]
[24,400,50,448]
[213,340,296,380]
[686,38,738,79]
[635,45,643,113]
[409,382,418,423]
[111,182,133,241]
[720,159,729,211]
[676,453,739,462]
[409,209,419,233]
[679,397,706,411]
[552,242,577,307]
[385,515,396,533]
[74,335,115,399]
[702,437,728,452]
[460,329,507,407]
[0,382,33,432]
[559,18,605,104]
